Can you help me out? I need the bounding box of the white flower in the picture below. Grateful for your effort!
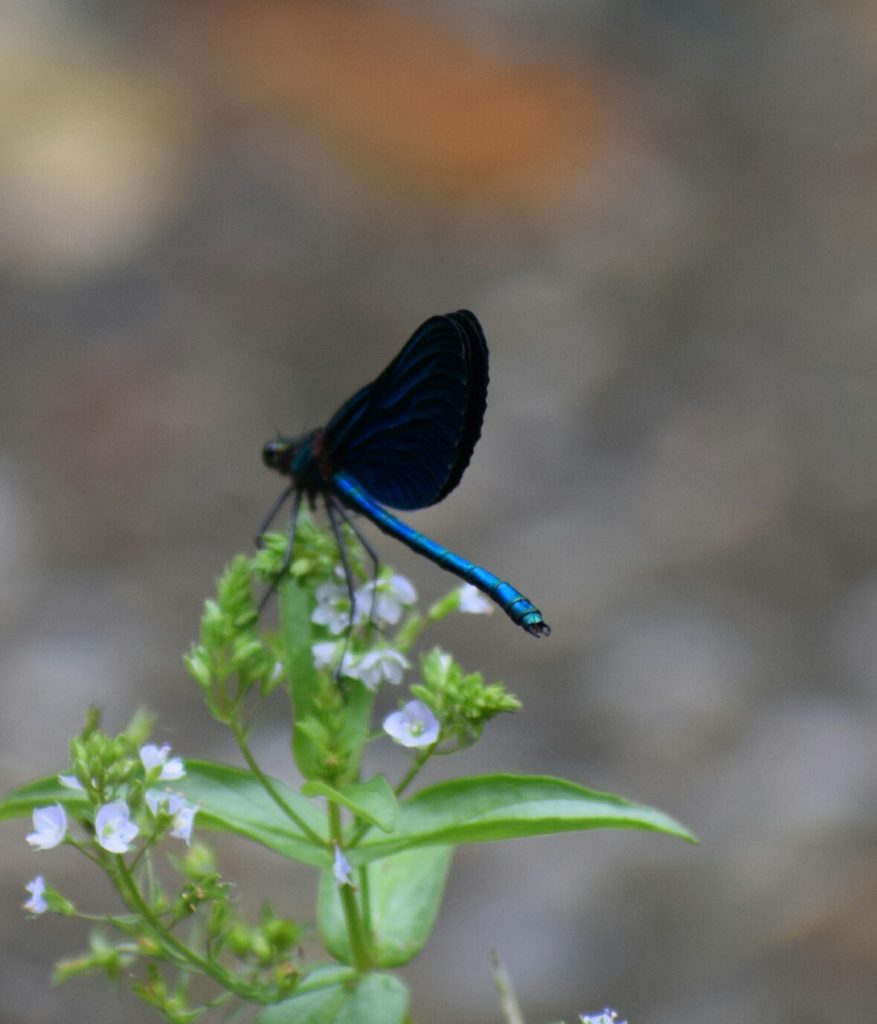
[349,648,411,690]
[95,801,139,854]
[312,640,357,676]
[140,744,185,781]
[58,774,84,791]
[24,875,47,915]
[383,700,440,748]
[332,844,355,887]
[311,580,353,635]
[26,804,67,850]
[580,1011,626,1024]
[146,790,197,846]
[458,583,493,615]
[355,575,416,627]
[312,640,337,669]
[146,791,197,842]
[145,789,165,816]
[169,802,197,845]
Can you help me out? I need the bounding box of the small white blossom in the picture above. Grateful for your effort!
[312,580,353,635]
[169,801,197,845]
[312,640,356,676]
[140,744,185,781]
[580,1011,626,1024]
[58,774,84,791]
[95,801,139,854]
[349,648,411,690]
[383,700,440,748]
[145,789,164,816]
[458,583,493,615]
[24,875,47,915]
[332,844,355,887]
[26,804,67,851]
[355,575,416,627]
[146,791,198,845]
[312,640,337,670]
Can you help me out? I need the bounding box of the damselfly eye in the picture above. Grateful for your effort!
[262,440,290,471]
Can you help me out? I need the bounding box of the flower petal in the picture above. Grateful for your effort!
[26,804,67,851]
[383,700,440,748]
[24,875,47,915]
[95,801,139,854]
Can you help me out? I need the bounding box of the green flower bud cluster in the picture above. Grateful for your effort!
[411,647,521,749]
[184,556,277,718]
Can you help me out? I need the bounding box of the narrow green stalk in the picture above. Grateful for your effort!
[358,867,374,945]
[327,802,371,971]
[231,719,325,847]
[77,912,142,932]
[393,745,436,798]
[67,836,106,868]
[113,858,274,1004]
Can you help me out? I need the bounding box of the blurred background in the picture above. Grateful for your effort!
[2,1,877,1021]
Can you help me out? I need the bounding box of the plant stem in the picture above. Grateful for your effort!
[113,858,274,1004]
[327,803,371,971]
[393,747,435,799]
[358,868,374,946]
[231,719,325,846]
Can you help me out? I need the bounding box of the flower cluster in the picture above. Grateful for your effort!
[305,569,511,754]
[311,640,411,690]
[23,742,196,916]
[310,573,416,687]
[312,572,417,635]
[409,648,521,750]
[580,1010,627,1024]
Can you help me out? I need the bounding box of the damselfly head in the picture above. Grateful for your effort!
[261,438,294,474]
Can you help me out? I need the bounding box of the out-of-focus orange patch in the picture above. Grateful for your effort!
[181,0,612,207]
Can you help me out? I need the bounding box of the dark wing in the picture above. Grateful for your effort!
[323,310,489,510]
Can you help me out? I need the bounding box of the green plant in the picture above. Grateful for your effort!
[2,514,691,1022]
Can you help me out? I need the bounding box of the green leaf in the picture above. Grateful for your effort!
[352,773,695,863]
[257,971,408,1024]
[174,761,329,867]
[301,776,398,832]
[0,777,88,820]
[318,846,452,967]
